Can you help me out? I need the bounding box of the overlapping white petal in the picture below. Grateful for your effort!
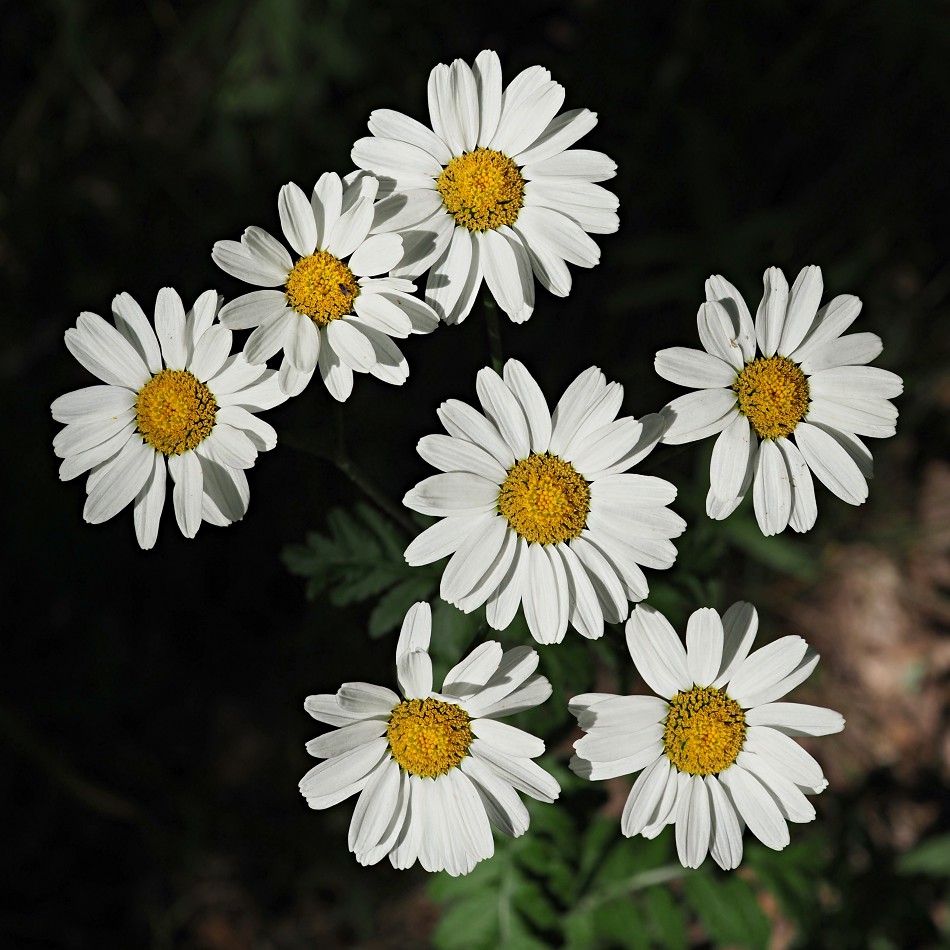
[569,601,843,870]
[213,172,439,400]
[655,265,902,535]
[403,360,683,644]
[351,49,617,325]
[52,289,287,549]
[300,602,558,876]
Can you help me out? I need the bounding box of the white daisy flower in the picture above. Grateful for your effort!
[569,601,845,870]
[51,288,287,549]
[402,359,684,644]
[212,172,440,400]
[299,602,559,876]
[351,49,618,325]
[655,265,903,535]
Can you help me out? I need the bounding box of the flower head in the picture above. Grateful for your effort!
[212,172,440,400]
[299,602,559,876]
[655,265,903,535]
[352,49,618,325]
[403,360,684,644]
[570,602,844,870]
[52,288,287,549]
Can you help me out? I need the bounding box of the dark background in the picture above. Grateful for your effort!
[3,0,949,946]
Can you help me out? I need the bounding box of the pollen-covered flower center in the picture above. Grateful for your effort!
[386,698,473,778]
[498,453,590,545]
[732,355,810,439]
[436,148,525,232]
[663,685,746,776]
[285,250,360,326]
[135,369,217,456]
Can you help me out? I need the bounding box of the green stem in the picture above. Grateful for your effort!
[576,863,690,912]
[283,406,417,537]
[484,297,504,373]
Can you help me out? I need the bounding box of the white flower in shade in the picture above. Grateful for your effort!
[402,359,684,644]
[299,602,559,876]
[51,289,287,549]
[655,265,903,536]
[212,172,440,400]
[351,49,618,326]
[569,602,844,870]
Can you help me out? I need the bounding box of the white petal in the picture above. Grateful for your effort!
[514,204,600,267]
[279,181,318,256]
[460,755,528,838]
[745,702,845,737]
[728,636,808,708]
[51,385,136,425]
[654,347,737,389]
[348,232,403,278]
[493,78,565,157]
[327,319,376,373]
[473,671,551,720]
[569,535,628,624]
[307,719,389,759]
[337,682,401,717]
[367,108,453,164]
[514,108,598,165]
[469,740,559,803]
[211,238,288,287]
[318,338,354,401]
[707,775,744,870]
[167,449,203,538]
[779,265,823,355]
[742,727,827,791]
[426,227,482,324]
[417,434,507,481]
[437,398,515,468]
[286,312,321,373]
[65,312,151,389]
[471,718,544,758]
[754,266,788,357]
[555,543,604,641]
[244,309,295,365]
[523,543,568,644]
[476,366,530,458]
[714,602,759,687]
[704,275,757,361]
[659,389,737,445]
[477,227,534,324]
[625,604,691,699]
[676,775,711,868]
[189,324,233,382]
[522,149,616,182]
[350,136,442,183]
[132,452,166,550]
[82,436,153,526]
[736,751,816,822]
[395,602,432,661]
[503,359,551,454]
[776,437,817,534]
[218,290,288,330]
[794,421,868,505]
[397,649,433,699]
[752,438,792,536]
[798,332,883,373]
[485,537,529,631]
[326,197,374,261]
[718,765,789,851]
[462,645,539,718]
[686,608,724,686]
[621,756,673,837]
[789,294,862,364]
[440,515,508,605]
[298,738,389,803]
[696,299,748,370]
[403,472,500,517]
[709,413,755,511]
[311,172,343,250]
[576,695,668,732]
[111,292,162,373]
[404,514,488,565]
[442,641,503,698]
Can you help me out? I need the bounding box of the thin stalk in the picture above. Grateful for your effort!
[484,297,504,373]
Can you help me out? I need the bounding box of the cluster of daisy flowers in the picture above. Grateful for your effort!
[50,49,903,878]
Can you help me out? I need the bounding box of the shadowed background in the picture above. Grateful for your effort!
[3,0,949,946]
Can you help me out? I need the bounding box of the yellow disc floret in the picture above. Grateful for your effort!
[387,697,473,778]
[732,355,810,440]
[498,452,590,545]
[663,685,746,776]
[285,250,360,326]
[135,369,217,456]
[436,148,525,232]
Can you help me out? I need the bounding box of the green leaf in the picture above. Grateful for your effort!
[720,515,819,581]
[683,872,770,950]
[897,834,950,876]
[282,504,430,634]
[644,884,687,950]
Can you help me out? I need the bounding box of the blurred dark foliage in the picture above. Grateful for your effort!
[2,0,949,946]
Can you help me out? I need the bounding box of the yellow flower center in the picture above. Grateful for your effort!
[435,148,525,232]
[663,685,746,776]
[386,698,473,778]
[498,452,590,545]
[732,355,810,440]
[135,369,217,456]
[284,250,360,326]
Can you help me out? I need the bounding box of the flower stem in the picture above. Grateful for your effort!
[484,297,504,373]
[284,405,417,537]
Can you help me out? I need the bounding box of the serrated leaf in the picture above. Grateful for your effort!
[368,574,438,638]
